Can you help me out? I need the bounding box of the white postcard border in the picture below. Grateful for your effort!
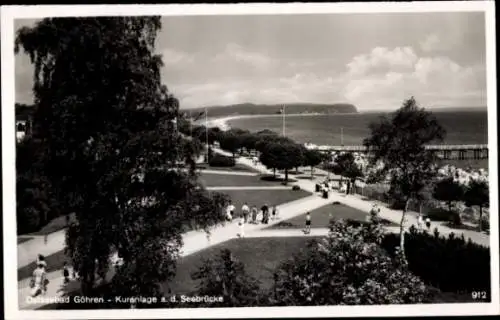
[2,2,498,319]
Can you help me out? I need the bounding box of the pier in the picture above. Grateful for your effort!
[310,144,489,160]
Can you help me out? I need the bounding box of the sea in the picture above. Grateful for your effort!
[226,109,488,146]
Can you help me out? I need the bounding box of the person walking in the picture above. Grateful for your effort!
[63,262,70,285]
[261,204,269,224]
[241,202,250,223]
[272,205,279,220]
[304,212,312,234]
[425,217,431,231]
[37,254,47,269]
[238,215,245,238]
[417,214,424,231]
[251,205,258,224]
[226,202,235,221]
[369,203,380,223]
[30,263,47,297]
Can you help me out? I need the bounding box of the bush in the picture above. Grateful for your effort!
[208,154,235,167]
[381,228,490,297]
[272,220,431,305]
[260,175,297,183]
[292,185,301,191]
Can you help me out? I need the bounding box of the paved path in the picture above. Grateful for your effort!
[197,169,258,176]
[18,229,66,269]
[206,186,291,191]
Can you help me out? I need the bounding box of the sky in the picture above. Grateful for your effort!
[15,12,487,111]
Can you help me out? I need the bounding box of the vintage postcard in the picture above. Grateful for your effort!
[2,2,498,319]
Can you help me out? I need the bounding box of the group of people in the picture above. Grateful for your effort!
[29,254,74,297]
[225,201,280,237]
[368,203,433,231]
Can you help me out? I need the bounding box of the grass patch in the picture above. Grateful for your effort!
[18,237,32,244]
[199,172,280,187]
[212,189,311,209]
[163,236,323,295]
[268,203,398,230]
[18,249,69,281]
[204,163,259,173]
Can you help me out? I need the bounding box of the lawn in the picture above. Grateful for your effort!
[199,172,297,187]
[268,202,398,230]
[163,236,323,294]
[197,162,260,173]
[212,189,311,209]
[199,172,269,187]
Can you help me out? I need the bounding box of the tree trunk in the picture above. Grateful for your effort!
[310,166,314,178]
[479,206,483,232]
[273,168,276,178]
[285,169,289,184]
[399,199,410,259]
[448,201,452,214]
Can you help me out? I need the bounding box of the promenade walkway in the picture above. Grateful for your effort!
[206,186,291,191]
[17,146,490,309]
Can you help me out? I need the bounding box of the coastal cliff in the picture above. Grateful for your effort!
[185,103,358,118]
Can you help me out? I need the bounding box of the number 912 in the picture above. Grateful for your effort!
[471,291,487,300]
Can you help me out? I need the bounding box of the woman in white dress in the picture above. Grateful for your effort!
[238,215,245,237]
[30,264,47,297]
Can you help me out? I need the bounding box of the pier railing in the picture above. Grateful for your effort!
[309,144,488,160]
[310,144,488,152]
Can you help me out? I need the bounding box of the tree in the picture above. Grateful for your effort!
[239,132,259,154]
[16,17,227,300]
[303,149,324,178]
[207,127,221,145]
[332,152,364,193]
[363,97,445,258]
[464,179,489,231]
[272,220,430,305]
[218,131,242,158]
[259,142,304,183]
[191,249,263,307]
[433,177,465,225]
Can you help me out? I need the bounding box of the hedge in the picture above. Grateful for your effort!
[381,227,490,297]
[208,154,235,167]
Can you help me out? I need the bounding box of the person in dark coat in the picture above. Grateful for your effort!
[261,204,269,224]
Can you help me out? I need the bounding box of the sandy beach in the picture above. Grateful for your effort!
[198,112,327,131]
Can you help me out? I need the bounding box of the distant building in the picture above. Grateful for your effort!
[15,103,34,142]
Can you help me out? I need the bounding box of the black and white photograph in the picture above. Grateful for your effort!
[2,2,498,319]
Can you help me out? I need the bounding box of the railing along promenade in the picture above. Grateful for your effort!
[309,144,489,160]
